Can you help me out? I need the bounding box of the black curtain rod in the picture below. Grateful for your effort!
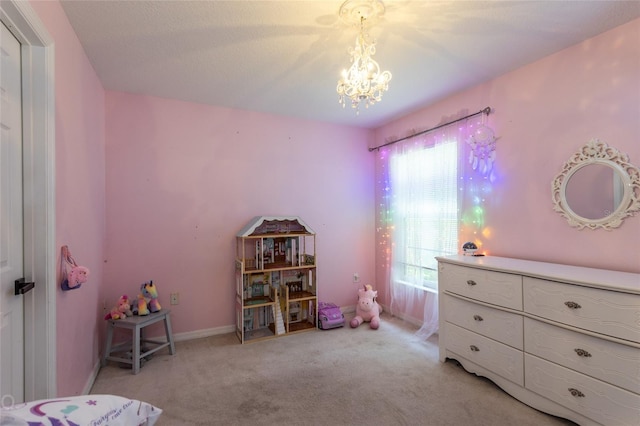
[369,106,492,152]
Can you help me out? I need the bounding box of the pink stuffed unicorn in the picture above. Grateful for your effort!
[350,284,382,329]
[104,294,132,320]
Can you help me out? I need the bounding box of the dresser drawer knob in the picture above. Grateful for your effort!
[568,388,585,398]
[469,345,480,352]
[473,315,483,322]
[564,301,581,309]
[466,280,477,286]
[574,348,592,357]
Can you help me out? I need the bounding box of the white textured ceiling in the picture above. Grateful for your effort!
[59,0,640,129]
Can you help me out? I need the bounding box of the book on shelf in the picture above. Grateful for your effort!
[255,240,261,269]
[289,238,297,266]
[270,271,280,288]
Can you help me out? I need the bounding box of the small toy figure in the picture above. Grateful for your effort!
[350,284,382,330]
[318,302,344,330]
[104,294,133,320]
[118,295,133,317]
[462,241,478,255]
[104,306,124,320]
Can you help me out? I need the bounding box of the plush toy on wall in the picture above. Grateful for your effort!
[104,295,133,320]
[67,265,90,289]
[350,284,383,330]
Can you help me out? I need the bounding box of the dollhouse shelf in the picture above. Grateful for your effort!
[244,296,273,306]
[243,263,315,272]
[235,216,318,343]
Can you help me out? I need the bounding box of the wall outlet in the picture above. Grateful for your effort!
[353,273,360,283]
[170,292,179,305]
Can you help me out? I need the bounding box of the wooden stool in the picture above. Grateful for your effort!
[102,310,176,374]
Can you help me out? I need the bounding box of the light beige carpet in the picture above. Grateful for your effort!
[91,314,575,425]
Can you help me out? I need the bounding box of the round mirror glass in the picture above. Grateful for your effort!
[564,163,624,220]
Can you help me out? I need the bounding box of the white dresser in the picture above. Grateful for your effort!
[437,255,640,426]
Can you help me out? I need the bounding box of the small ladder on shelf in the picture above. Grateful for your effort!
[273,292,286,335]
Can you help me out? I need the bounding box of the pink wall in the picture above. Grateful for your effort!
[375,17,640,306]
[104,93,374,338]
[29,1,106,397]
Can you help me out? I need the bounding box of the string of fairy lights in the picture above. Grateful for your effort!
[376,114,498,269]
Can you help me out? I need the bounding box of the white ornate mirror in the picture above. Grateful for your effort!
[552,139,640,230]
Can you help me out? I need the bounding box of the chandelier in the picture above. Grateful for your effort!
[337,0,392,113]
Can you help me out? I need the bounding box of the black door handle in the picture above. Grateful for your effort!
[15,278,35,295]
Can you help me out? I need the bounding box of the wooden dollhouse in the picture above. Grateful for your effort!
[235,216,318,343]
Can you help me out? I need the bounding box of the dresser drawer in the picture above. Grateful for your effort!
[445,295,523,350]
[523,277,640,342]
[440,263,523,310]
[444,322,524,386]
[525,354,640,426]
[524,318,639,394]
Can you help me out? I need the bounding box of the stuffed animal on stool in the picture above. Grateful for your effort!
[104,294,133,320]
[142,280,162,313]
[117,294,133,317]
[132,280,161,315]
[135,293,150,316]
[350,284,382,329]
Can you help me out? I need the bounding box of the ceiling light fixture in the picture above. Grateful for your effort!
[337,0,392,114]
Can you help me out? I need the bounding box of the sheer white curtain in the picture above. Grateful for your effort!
[375,115,481,340]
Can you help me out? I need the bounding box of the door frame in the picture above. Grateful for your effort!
[0,0,56,400]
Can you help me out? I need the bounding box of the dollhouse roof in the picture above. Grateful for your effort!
[237,216,315,237]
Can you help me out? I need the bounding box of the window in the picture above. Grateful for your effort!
[375,111,489,339]
[389,140,459,292]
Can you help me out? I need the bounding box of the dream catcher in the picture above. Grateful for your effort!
[467,116,497,175]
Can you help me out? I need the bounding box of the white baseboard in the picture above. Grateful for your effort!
[171,325,235,342]
[128,324,236,344]
[341,304,356,314]
[83,359,102,395]
[389,310,423,327]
